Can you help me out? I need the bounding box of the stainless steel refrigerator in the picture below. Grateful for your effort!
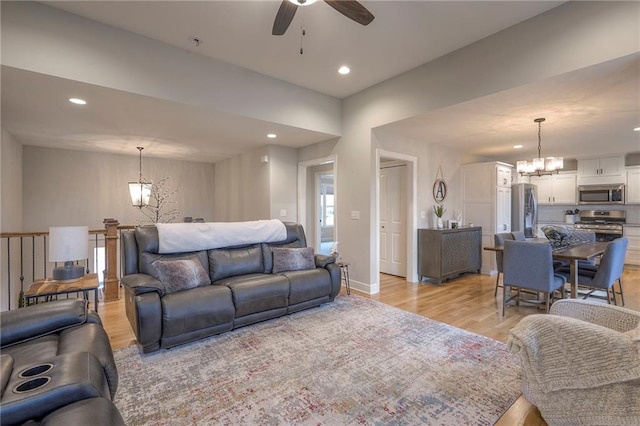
[511,183,537,238]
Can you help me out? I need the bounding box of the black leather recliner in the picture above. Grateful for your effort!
[0,299,124,426]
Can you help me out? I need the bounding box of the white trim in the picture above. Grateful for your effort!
[374,149,418,289]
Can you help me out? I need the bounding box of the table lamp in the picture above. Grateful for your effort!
[49,226,89,280]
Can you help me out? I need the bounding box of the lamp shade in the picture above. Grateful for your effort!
[49,226,88,280]
[129,181,152,208]
[49,226,89,262]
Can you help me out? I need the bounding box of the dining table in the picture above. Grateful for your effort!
[484,238,610,299]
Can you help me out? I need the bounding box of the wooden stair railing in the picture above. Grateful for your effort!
[1,219,134,310]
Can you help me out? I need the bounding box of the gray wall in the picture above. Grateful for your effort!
[1,128,23,232]
[22,146,215,230]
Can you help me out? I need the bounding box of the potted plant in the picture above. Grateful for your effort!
[434,204,445,229]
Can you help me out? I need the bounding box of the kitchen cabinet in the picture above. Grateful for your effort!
[577,156,624,185]
[530,173,577,205]
[418,227,482,283]
[623,226,640,266]
[626,168,640,204]
[462,161,512,274]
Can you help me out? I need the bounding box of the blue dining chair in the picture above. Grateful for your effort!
[556,237,628,306]
[502,240,566,316]
[494,232,514,297]
[510,231,526,241]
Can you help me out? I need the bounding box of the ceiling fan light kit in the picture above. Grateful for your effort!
[516,117,564,177]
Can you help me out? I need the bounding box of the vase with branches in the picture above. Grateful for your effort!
[139,176,181,224]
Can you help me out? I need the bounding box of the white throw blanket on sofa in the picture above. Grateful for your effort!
[156,220,287,254]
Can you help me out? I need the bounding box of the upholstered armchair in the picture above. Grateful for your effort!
[508,299,640,425]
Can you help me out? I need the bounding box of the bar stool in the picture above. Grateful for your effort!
[337,261,350,295]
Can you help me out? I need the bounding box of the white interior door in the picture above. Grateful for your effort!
[380,164,407,277]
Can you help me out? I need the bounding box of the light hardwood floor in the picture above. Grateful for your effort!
[97,267,640,425]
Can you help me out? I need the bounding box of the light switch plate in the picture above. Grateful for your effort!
[351,211,360,220]
[280,209,287,217]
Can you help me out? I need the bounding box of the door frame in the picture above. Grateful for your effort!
[374,149,418,284]
[297,155,338,249]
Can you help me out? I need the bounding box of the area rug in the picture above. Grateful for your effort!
[113,296,521,425]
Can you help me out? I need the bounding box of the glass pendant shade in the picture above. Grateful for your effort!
[129,181,152,208]
[129,146,151,208]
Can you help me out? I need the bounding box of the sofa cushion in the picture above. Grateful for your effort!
[272,247,315,273]
[153,258,211,294]
[140,251,209,278]
[161,285,234,338]
[280,268,332,305]
[262,241,305,273]
[221,274,290,317]
[208,244,264,281]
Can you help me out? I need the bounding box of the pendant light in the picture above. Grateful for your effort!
[516,118,563,177]
[128,147,152,208]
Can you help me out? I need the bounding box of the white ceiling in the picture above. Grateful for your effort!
[2,1,639,164]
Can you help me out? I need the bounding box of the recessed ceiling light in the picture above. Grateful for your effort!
[267,133,277,139]
[513,145,523,149]
[338,66,350,75]
[634,127,640,131]
[69,98,87,105]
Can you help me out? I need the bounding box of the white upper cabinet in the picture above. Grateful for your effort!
[627,167,640,204]
[577,156,625,185]
[530,173,577,205]
[496,166,512,188]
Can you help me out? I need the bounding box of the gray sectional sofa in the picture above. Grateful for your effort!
[121,223,341,353]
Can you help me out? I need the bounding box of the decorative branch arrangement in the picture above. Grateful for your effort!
[138,176,181,224]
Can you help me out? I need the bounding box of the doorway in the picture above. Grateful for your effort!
[379,162,407,276]
[315,172,335,254]
[297,156,338,255]
[375,149,418,287]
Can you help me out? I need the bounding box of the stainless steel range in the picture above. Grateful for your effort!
[574,210,625,242]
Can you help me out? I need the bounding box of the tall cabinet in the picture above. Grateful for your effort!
[462,162,512,275]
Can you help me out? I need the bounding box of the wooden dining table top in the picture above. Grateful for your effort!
[484,238,609,261]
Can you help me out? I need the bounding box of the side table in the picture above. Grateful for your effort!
[25,273,100,312]
[337,262,351,295]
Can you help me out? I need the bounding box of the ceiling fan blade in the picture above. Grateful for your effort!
[272,1,298,35]
[324,0,374,26]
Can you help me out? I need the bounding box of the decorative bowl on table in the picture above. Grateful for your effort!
[542,225,574,248]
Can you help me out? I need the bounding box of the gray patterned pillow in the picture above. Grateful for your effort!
[272,247,315,273]
[153,258,210,294]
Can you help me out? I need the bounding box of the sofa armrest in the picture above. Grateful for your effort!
[314,254,336,268]
[0,299,88,348]
[120,273,166,297]
[550,299,640,333]
[509,314,640,393]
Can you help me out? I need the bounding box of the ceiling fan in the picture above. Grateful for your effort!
[272,0,375,36]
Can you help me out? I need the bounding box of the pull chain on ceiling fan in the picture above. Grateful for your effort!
[272,0,374,36]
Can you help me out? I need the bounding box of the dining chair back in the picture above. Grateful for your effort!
[510,231,526,241]
[494,232,514,297]
[502,240,566,316]
[571,237,628,305]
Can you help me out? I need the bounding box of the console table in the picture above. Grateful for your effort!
[418,227,482,284]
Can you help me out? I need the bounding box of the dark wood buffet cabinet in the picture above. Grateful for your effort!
[417,227,482,284]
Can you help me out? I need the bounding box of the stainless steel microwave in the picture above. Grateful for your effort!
[578,184,625,205]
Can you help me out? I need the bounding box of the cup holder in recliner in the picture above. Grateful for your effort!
[18,363,54,378]
[13,376,51,393]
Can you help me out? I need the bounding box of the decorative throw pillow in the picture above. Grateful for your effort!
[152,258,210,294]
[272,247,315,273]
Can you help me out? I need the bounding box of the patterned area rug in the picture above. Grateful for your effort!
[114,296,521,425]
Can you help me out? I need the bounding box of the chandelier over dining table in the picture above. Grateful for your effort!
[516,118,563,177]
